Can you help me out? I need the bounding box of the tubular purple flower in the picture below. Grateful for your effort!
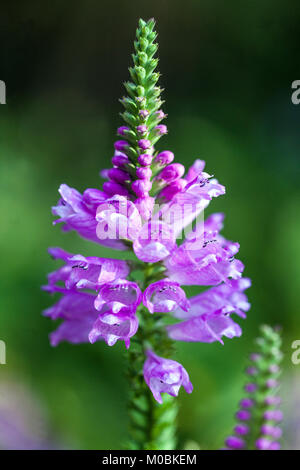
[142,280,190,314]
[159,179,187,200]
[143,350,193,404]
[88,306,138,349]
[133,220,176,263]
[135,196,155,221]
[94,280,142,312]
[239,398,254,408]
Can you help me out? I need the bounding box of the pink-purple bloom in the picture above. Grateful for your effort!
[143,350,193,404]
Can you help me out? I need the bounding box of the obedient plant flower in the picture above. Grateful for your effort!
[43,18,250,450]
[224,325,283,450]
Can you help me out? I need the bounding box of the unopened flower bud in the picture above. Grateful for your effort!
[139,109,149,120]
[263,410,283,422]
[239,398,254,408]
[137,125,148,135]
[111,152,129,168]
[138,154,152,166]
[155,150,174,166]
[117,126,129,136]
[114,140,129,152]
[103,181,129,197]
[138,139,151,150]
[132,179,152,197]
[108,168,130,184]
[157,163,185,183]
[154,124,167,135]
[236,410,251,421]
[159,179,186,200]
[136,167,152,180]
[225,436,245,450]
[234,424,249,436]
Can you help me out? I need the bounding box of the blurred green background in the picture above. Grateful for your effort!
[0,0,300,449]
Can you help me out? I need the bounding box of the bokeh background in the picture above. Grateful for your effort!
[0,0,299,449]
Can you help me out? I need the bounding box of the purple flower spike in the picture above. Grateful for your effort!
[138,139,151,150]
[157,163,185,183]
[89,306,138,348]
[117,126,129,136]
[114,140,129,152]
[234,424,249,436]
[236,410,251,421]
[155,150,174,166]
[94,280,142,312]
[225,436,245,450]
[143,280,190,314]
[143,350,193,404]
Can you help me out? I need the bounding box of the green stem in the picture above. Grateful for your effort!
[125,296,178,450]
